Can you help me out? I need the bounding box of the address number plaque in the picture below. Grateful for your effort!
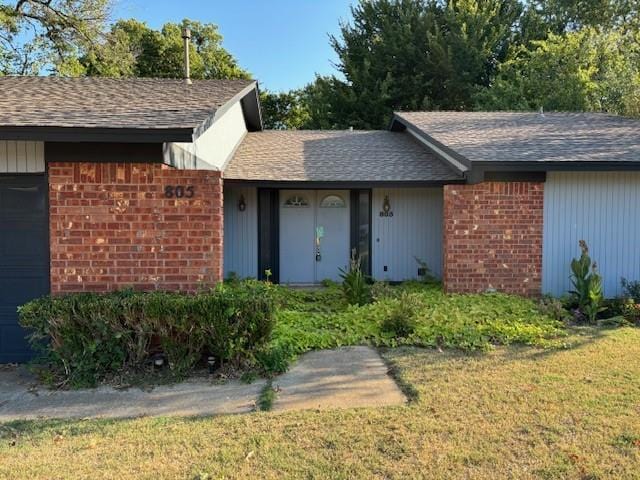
[164,185,195,199]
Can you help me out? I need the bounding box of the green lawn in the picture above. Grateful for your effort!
[2,327,639,479]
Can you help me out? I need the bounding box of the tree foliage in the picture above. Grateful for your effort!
[0,0,111,75]
[322,0,524,128]
[474,28,640,116]
[268,0,640,129]
[75,18,249,79]
[260,89,311,130]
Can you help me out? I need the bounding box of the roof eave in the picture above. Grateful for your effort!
[222,179,465,188]
[472,160,640,171]
[390,113,471,175]
[0,126,194,143]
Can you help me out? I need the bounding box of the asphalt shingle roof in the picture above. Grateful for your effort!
[224,130,463,182]
[0,76,254,131]
[396,111,640,164]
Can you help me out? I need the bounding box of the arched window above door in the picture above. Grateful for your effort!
[319,194,346,208]
[283,195,309,207]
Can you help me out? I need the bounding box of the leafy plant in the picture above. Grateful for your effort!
[264,269,273,283]
[18,281,275,388]
[621,299,640,325]
[538,295,572,323]
[621,277,640,302]
[258,282,565,374]
[255,342,296,376]
[338,250,371,306]
[371,281,395,302]
[380,293,419,338]
[570,240,605,323]
[414,257,437,283]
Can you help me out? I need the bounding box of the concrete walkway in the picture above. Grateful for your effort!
[0,347,405,422]
[272,346,406,412]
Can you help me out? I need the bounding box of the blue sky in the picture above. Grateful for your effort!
[112,0,355,92]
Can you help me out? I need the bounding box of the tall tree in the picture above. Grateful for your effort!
[77,18,249,79]
[0,0,111,75]
[474,28,640,116]
[310,0,523,129]
[519,0,639,43]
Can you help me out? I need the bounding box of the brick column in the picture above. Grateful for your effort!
[49,162,223,293]
[443,182,544,296]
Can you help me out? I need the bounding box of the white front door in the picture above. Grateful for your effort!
[279,190,350,284]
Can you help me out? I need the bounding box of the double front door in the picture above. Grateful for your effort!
[279,190,350,284]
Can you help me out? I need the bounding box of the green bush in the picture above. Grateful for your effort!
[621,299,640,325]
[18,281,275,387]
[380,293,419,338]
[621,277,640,302]
[255,342,296,376]
[371,281,395,302]
[538,295,572,323]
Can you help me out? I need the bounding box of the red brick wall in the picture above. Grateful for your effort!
[49,162,223,293]
[443,182,544,296]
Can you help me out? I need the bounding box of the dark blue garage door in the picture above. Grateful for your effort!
[0,176,49,363]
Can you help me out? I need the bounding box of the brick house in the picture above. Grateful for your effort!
[1,76,639,362]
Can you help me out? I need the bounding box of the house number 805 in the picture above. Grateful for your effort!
[164,185,195,198]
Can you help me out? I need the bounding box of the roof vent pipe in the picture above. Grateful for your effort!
[182,27,192,85]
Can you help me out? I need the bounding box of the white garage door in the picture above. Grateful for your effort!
[542,171,640,297]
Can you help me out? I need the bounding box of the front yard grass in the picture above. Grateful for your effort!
[1,327,639,479]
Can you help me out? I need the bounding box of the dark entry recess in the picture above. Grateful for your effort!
[257,188,279,283]
[350,189,372,276]
[0,175,49,363]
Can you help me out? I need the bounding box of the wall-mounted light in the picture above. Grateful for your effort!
[380,195,393,217]
[238,194,246,212]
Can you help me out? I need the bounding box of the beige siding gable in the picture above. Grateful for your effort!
[0,141,45,173]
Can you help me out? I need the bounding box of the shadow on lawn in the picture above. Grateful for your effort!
[383,324,618,370]
[0,410,241,440]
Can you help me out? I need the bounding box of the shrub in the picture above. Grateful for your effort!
[414,257,437,283]
[339,250,371,306]
[538,295,572,323]
[18,281,275,388]
[380,293,419,337]
[371,281,395,302]
[621,299,640,325]
[621,277,640,302]
[570,240,604,323]
[255,342,296,376]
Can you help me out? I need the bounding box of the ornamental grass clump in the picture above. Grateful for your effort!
[338,250,371,306]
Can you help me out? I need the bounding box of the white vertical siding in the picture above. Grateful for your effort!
[0,141,45,173]
[542,172,640,297]
[223,186,258,278]
[372,187,443,281]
